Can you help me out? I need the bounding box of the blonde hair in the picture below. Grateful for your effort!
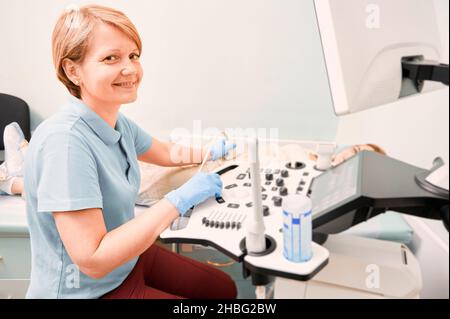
[52,4,142,98]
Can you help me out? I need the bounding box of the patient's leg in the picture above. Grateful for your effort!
[0,165,24,195]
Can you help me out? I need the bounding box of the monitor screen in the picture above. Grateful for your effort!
[310,155,361,220]
[314,0,444,115]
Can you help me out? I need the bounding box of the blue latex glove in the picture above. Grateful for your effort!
[165,172,223,215]
[209,139,236,161]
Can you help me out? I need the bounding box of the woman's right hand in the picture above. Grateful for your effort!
[164,172,223,215]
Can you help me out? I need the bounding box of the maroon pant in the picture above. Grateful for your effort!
[101,245,237,299]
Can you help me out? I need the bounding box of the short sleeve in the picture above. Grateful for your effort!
[36,132,103,212]
[124,116,152,156]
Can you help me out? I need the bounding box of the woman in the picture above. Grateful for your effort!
[23,4,236,299]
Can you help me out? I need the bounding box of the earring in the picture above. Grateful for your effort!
[74,80,79,86]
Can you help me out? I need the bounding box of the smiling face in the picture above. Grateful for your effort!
[75,22,143,109]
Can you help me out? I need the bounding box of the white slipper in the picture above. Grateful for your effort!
[3,122,26,177]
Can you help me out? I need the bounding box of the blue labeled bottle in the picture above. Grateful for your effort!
[282,195,312,262]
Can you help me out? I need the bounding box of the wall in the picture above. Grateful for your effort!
[0,0,338,142]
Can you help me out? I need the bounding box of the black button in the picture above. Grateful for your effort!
[265,181,272,186]
[243,183,252,187]
[265,173,274,181]
[262,194,268,200]
[216,196,226,204]
[232,222,236,229]
[237,174,246,180]
[202,217,207,224]
[286,161,306,170]
[261,187,266,192]
[272,187,278,192]
[225,184,238,190]
[297,186,303,193]
[246,202,253,208]
[205,220,210,227]
[220,222,225,229]
[273,196,283,207]
[263,205,270,216]
[279,187,288,196]
[215,221,220,228]
[299,180,306,186]
[295,161,305,169]
[237,222,242,230]
[281,170,289,178]
[226,222,230,229]
[228,203,240,209]
[276,178,284,187]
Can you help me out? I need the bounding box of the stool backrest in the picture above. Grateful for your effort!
[0,93,31,150]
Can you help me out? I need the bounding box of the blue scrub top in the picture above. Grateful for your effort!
[23,96,152,298]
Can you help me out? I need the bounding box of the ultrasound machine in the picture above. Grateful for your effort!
[161,0,449,298]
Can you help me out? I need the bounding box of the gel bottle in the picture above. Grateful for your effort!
[282,195,312,262]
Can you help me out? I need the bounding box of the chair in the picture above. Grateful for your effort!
[0,93,31,164]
